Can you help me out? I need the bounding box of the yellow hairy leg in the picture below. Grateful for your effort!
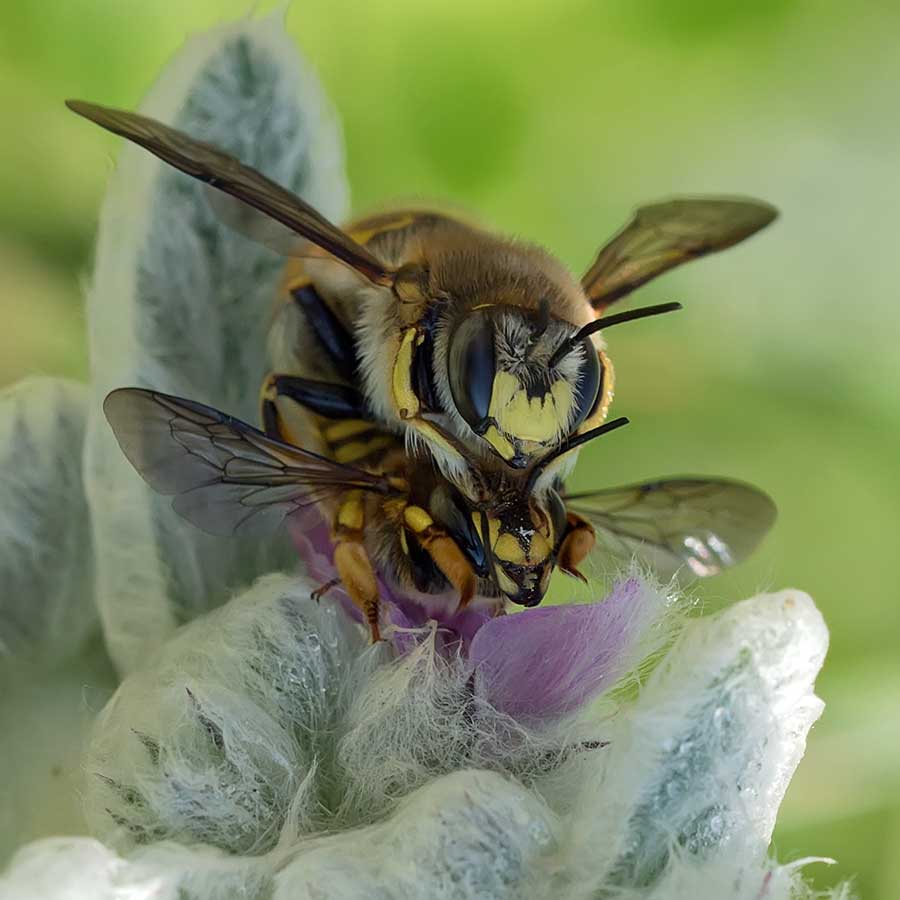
[333,491,382,642]
[402,505,477,610]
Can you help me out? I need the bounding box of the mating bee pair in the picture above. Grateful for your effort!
[70,100,778,641]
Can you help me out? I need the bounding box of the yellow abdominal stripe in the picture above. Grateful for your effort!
[488,372,574,447]
[334,435,393,463]
[323,418,374,441]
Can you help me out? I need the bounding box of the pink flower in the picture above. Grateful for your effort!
[288,511,670,723]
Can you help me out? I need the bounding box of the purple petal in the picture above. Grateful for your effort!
[286,508,338,586]
[470,577,663,721]
[286,509,495,653]
[379,581,494,654]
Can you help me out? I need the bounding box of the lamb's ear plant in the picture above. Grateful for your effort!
[0,11,853,900]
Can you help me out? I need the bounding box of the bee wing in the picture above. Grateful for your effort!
[565,477,776,578]
[104,388,396,537]
[582,197,777,312]
[66,99,394,287]
[204,188,313,257]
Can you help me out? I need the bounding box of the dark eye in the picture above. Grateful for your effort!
[569,341,602,431]
[544,487,568,547]
[447,312,496,430]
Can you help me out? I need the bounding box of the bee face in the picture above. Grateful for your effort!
[480,487,567,606]
[446,306,604,468]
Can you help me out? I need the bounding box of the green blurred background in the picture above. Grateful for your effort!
[2,1,899,895]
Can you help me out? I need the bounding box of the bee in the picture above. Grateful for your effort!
[69,100,778,640]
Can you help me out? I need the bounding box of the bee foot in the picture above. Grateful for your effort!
[310,578,340,603]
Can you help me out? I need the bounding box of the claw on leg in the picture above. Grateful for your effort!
[311,577,340,604]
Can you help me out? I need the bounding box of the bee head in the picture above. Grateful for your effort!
[479,486,568,607]
[445,304,604,469]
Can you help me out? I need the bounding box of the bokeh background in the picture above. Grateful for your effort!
[2,1,899,895]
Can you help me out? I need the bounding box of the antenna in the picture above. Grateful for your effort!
[527,416,630,490]
[549,301,682,368]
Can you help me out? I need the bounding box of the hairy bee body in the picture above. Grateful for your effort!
[268,210,612,485]
[69,99,780,641]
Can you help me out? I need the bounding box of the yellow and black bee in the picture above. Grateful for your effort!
[71,100,777,640]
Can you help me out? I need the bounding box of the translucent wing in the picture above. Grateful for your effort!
[565,478,776,578]
[582,197,777,311]
[66,99,394,286]
[204,188,311,257]
[104,388,395,537]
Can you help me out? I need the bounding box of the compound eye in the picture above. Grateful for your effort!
[447,313,496,430]
[544,487,568,546]
[569,341,602,432]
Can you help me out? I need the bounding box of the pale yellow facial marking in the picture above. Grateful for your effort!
[403,505,434,534]
[483,424,515,461]
[550,380,575,419]
[391,327,420,420]
[495,567,518,595]
[494,529,551,567]
[323,419,374,442]
[337,491,365,530]
[494,532,526,564]
[486,371,575,448]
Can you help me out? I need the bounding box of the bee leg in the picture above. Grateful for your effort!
[310,578,340,604]
[333,540,381,642]
[260,372,368,446]
[290,283,359,378]
[557,512,596,583]
[333,491,381,642]
[402,505,477,610]
[266,373,367,420]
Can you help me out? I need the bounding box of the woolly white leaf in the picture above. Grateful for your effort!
[0,837,272,900]
[273,770,558,900]
[0,838,122,900]
[563,589,829,897]
[82,11,350,672]
[2,578,853,899]
[0,377,93,660]
[83,574,363,855]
